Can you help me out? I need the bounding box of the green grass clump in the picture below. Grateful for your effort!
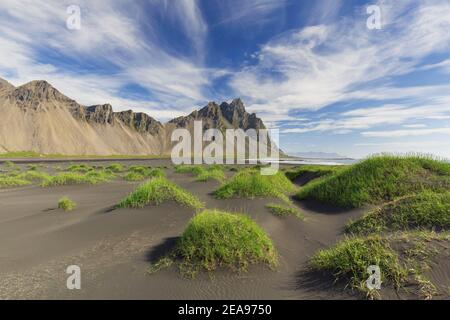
[42,170,114,187]
[58,197,76,212]
[346,191,450,235]
[195,168,225,182]
[17,170,51,182]
[106,163,125,173]
[117,177,204,209]
[66,164,94,173]
[175,165,205,175]
[266,203,304,220]
[174,210,277,274]
[125,166,165,181]
[0,175,31,188]
[284,165,343,181]
[214,170,297,203]
[296,155,450,208]
[310,236,407,294]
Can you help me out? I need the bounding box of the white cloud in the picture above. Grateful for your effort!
[0,0,219,120]
[231,0,450,123]
[362,127,450,137]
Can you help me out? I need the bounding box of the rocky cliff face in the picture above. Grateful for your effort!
[0,77,268,155]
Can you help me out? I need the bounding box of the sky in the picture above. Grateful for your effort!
[0,0,449,159]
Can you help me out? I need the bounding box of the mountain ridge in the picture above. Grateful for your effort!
[0,77,269,156]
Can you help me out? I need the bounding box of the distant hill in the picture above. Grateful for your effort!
[0,77,268,156]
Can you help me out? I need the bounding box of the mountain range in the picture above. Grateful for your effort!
[0,77,267,156]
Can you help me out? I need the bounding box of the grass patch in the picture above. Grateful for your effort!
[346,191,450,235]
[296,154,450,208]
[66,164,94,173]
[124,166,166,181]
[58,197,76,212]
[284,165,343,182]
[117,177,203,209]
[310,235,407,297]
[17,170,51,183]
[0,175,31,187]
[169,210,277,275]
[106,163,125,173]
[310,232,449,299]
[42,170,114,187]
[176,165,225,182]
[266,203,304,220]
[213,170,297,203]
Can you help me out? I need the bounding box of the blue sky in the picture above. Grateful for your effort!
[0,0,449,158]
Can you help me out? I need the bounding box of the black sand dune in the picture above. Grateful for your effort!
[0,160,447,300]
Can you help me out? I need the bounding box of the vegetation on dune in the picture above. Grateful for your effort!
[41,170,114,187]
[346,191,450,235]
[296,155,450,208]
[67,164,94,173]
[124,166,165,181]
[214,169,297,203]
[284,165,343,182]
[117,177,204,209]
[310,232,449,299]
[149,210,277,276]
[106,163,125,173]
[310,235,407,297]
[0,175,31,188]
[265,203,304,220]
[17,170,51,182]
[58,196,76,212]
[176,165,225,182]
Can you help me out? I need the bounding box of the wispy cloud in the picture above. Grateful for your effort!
[362,127,450,137]
[231,0,450,124]
[0,0,219,120]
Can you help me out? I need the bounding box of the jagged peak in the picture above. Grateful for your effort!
[13,79,73,103]
[0,77,15,89]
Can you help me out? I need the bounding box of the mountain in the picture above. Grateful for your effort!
[0,77,268,156]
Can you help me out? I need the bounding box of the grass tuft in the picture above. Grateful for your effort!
[296,155,450,208]
[174,210,277,275]
[310,235,407,295]
[41,170,114,187]
[214,170,297,203]
[346,191,450,235]
[284,165,343,182]
[58,197,76,212]
[266,203,305,220]
[117,177,204,209]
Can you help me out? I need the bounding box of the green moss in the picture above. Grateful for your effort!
[174,210,277,274]
[117,177,204,209]
[346,191,450,235]
[296,155,450,208]
[214,170,297,203]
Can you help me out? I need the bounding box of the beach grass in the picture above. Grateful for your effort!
[117,177,204,209]
[172,210,277,275]
[214,169,297,203]
[296,155,450,208]
[346,191,450,235]
[58,197,76,212]
[265,203,305,220]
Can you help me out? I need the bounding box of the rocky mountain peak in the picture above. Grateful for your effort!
[11,80,73,107]
[115,110,163,135]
